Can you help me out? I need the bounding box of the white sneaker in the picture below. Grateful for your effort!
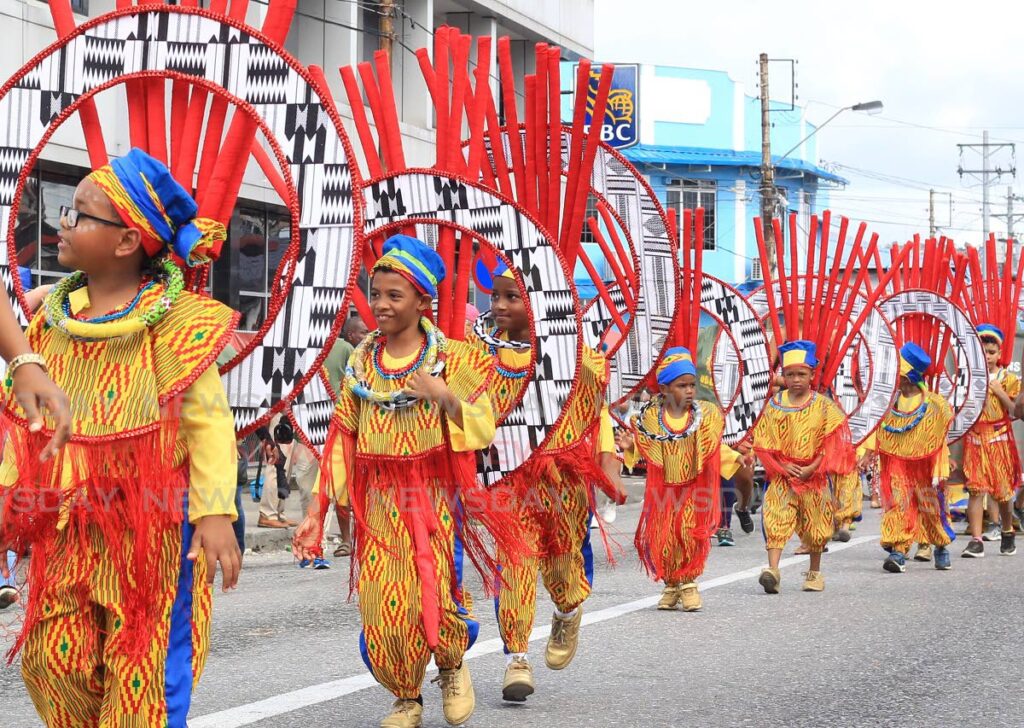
[600,502,617,524]
[983,525,1001,542]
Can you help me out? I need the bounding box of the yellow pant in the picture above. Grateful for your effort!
[21,524,210,728]
[495,476,592,654]
[881,478,954,554]
[762,480,834,550]
[834,471,863,524]
[357,486,476,699]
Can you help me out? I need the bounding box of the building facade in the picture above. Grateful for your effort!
[1,0,593,329]
[605,64,846,286]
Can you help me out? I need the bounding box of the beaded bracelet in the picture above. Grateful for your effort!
[5,353,48,381]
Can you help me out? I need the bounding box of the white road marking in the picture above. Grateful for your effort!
[191,535,875,727]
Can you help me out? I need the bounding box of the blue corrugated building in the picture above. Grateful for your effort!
[565,62,847,288]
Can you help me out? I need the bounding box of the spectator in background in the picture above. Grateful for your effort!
[322,313,369,395]
[256,412,293,528]
[320,312,367,557]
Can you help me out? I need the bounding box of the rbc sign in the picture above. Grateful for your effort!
[576,63,639,150]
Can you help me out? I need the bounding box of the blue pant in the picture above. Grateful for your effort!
[3,550,16,588]
[232,486,246,553]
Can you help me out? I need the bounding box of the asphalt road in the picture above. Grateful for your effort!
[2,496,1023,728]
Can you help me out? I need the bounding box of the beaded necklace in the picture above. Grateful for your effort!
[767,391,818,413]
[44,257,183,340]
[635,394,702,442]
[66,280,156,323]
[372,334,429,379]
[346,316,448,411]
[883,390,929,434]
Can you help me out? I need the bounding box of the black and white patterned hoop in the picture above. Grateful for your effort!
[472,312,531,350]
[361,170,580,487]
[487,129,678,406]
[699,275,772,445]
[0,7,360,447]
[745,280,899,444]
[879,290,987,443]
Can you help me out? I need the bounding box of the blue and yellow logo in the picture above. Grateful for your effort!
[581,64,639,149]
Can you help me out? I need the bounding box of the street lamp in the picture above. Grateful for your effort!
[776,100,883,163]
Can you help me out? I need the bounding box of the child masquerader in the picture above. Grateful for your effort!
[962,324,1021,557]
[294,236,524,728]
[753,340,854,594]
[468,261,625,704]
[626,347,736,612]
[861,343,954,572]
[0,148,241,726]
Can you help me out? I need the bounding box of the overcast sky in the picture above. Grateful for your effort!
[594,0,1024,249]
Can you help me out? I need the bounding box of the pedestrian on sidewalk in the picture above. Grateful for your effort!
[256,412,294,529]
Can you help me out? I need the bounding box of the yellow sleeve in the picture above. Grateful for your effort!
[597,405,615,454]
[933,441,951,480]
[1006,373,1021,400]
[448,392,496,452]
[180,365,238,524]
[312,433,348,506]
[720,442,742,480]
[858,431,877,455]
[0,434,18,487]
[623,444,642,470]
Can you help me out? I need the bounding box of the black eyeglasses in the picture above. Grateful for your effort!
[59,205,126,229]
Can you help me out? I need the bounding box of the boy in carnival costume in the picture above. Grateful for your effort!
[624,347,740,612]
[961,324,1020,557]
[0,149,241,726]
[294,236,521,728]
[859,343,954,572]
[468,261,624,704]
[754,340,853,593]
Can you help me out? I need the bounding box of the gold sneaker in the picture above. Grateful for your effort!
[758,567,781,594]
[545,607,583,670]
[913,543,933,562]
[432,662,475,726]
[802,570,825,592]
[679,582,702,612]
[501,656,535,702]
[657,584,680,610]
[380,698,423,728]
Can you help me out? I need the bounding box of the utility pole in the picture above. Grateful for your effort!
[928,188,936,238]
[759,53,777,275]
[982,130,990,240]
[378,0,395,61]
[958,131,1015,241]
[992,186,1024,242]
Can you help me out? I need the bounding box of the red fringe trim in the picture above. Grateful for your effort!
[879,456,933,509]
[316,424,529,650]
[963,421,1022,495]
[634,451,721,583]
[756,423,854,495]
[0,417,185,666]
[498,433,623,565]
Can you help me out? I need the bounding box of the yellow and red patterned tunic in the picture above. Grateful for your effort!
[0,285,238,661]
[963,369,1021,498]
[466,331,618,501]
[753,391,854,493]
[631,398,724,582]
